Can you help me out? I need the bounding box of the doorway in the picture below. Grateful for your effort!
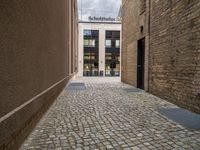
[137,38,145,89]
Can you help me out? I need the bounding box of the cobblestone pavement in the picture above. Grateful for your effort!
[20,77,200,150]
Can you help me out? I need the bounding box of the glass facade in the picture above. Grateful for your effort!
[82,29,120,77]
[105,31,120,76]
[83,30,99,76]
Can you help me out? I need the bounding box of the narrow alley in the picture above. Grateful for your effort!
[1,0,200,149]
[20,78,200,150]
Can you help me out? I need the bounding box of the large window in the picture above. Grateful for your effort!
[83,30,99,76]
[105,31,120,76]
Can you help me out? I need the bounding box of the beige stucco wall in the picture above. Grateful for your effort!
[0,0,78,149]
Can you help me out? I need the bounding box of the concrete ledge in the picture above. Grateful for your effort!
[0,74,74,150]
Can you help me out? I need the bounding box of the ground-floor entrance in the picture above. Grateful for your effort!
[137,38,145,89]
[105,52,120,77]
[105,61,120,76]
[83,52,99,76]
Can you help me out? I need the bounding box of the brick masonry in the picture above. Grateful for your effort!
[121,0,150,90]
[122,0,200,113]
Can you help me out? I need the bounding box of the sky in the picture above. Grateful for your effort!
[77,0,121,21]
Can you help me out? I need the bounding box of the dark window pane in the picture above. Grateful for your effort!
[106,31,112,38]
[113,31,120,38]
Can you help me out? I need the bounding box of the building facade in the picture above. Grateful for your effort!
[121,0,150,90]
[0,0,78,149]
[122,0,200,113]
[78,22,121,77]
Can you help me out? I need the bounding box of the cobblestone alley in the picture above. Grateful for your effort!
[20,78,200,150]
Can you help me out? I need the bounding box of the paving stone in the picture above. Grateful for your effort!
[106,145,113,149]
[20,77,200,150]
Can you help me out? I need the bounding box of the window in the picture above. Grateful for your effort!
[115,40,120,48]
[84,55,95,60]
[84,30,99,38]
[106,40,112,47]
[105,30,120,77]
[84,39,95,47]
[113,31,120,38]
[106,53,112,60]
[106,31,112,38]
[84,30,92,36]
[84,64,90,70]
[92,31,99,38]
[112,41,115,47]
[83,30,99,77]
[106,31,120,39]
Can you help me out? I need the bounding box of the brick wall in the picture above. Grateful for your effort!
[122,0,200,113]
[121,0,150,90]
[149,0,200,113]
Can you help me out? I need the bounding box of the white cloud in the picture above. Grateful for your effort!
[77,0,121,21]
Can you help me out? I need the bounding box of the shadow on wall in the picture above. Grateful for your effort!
[0,0,78,149]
